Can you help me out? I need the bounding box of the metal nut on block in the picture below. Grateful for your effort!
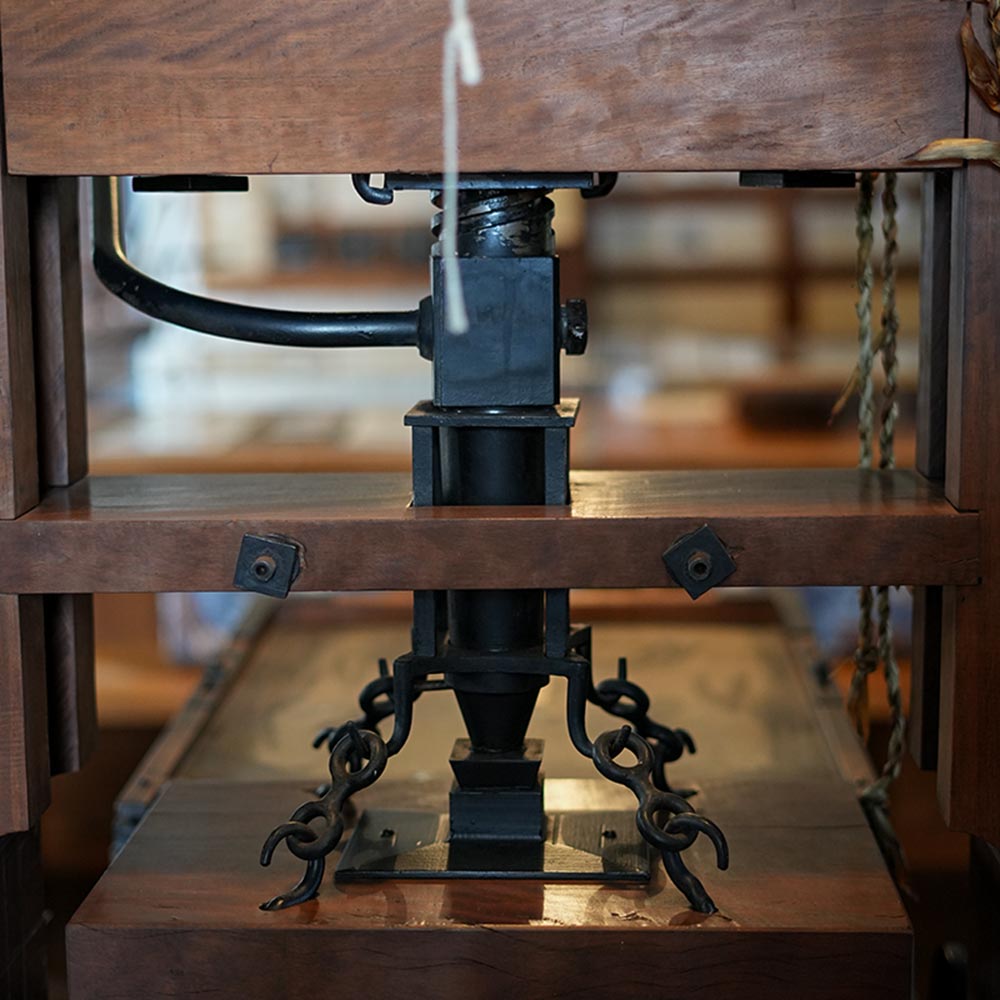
[233,533,302,598]
[662,525,736,600]
[560,299,588,355]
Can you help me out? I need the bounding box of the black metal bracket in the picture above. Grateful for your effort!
[739,170,857,189]
[662,524,737,599]
[351,172,619,203]
[131,175,250,193]
[233,533,302,598]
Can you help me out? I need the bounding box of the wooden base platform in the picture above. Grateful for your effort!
[69,594,910,999]
[69,775,908,1000]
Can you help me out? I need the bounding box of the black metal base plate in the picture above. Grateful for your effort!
[336,808,650,882]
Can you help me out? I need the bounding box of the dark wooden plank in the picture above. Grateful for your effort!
[0,469,979,593]
[0,0,964,176]
[970,838,1000,1000]
[917,170,952,482]
[939,63,1000,841]
[29,176,87,489]
[0,69,37,520]
[0,828,46,1000]
[69,777,909,1000]
[43,593,95,776]
[28,175,95,778]
[0,595,49,834]
[910,586,942,771]
[910,170,953,771]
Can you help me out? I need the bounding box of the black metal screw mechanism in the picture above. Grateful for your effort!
[93,171,729,914]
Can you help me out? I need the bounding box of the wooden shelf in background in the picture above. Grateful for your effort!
[0,469,978,593]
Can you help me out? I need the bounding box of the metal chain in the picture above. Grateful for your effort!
[589,657,696,794]
[592,725,728,914]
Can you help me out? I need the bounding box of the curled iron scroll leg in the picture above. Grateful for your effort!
[259,855,326,912]
[592,725,728,914]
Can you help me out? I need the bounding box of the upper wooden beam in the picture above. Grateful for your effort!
[0,469,978,594]
[0,0,966,176]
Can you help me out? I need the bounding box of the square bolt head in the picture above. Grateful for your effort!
[233,533,302,598]
[662,525,736,600]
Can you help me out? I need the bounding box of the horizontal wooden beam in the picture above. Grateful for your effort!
[0,0,965,176]
[0,470,978,594]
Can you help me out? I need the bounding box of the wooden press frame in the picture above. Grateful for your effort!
[0,0,997,966]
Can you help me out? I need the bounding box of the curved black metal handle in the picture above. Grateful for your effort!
[91,177,424,349]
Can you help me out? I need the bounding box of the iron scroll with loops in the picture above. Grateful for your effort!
[259,723,388,911]
[592,725,729,914]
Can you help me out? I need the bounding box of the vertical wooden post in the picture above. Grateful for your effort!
[0,143,37,518]
[29,176,87,487]
[909,170,952,770]
[28,176,96,775]
[938,82,1000,840]
[0,70,50,837]
[0,595,49,831]
[0,62,51,999]
[0,828,46,998]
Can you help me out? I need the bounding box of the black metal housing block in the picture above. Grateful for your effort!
[406,400,577,507]
[431,256,559,407]
[449,783,544,841]
[450,738,543,788]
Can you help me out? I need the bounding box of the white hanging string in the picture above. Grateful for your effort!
[442,0,482,333]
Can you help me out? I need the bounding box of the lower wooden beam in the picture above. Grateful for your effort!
[0,469,979,593]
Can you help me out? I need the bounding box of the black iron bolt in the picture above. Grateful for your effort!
[252,554,278,582]
[686,550,713,583]
[601,829,617,840]
[380,828,395,839]
[560,299,588,355]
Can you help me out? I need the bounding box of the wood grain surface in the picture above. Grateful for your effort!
[909,170,952,771]
[28,175,96,780]
[0,87,37,519]
[42,593,95,776]
[73,598,909,998]
[0,0,965,176]
[0,468,979,593]
[938,58,1000,844]
[0,595,49,834]
[69,776,910,1000]
[28,176,87,489]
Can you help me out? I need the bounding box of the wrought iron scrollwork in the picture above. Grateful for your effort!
[592,725,729,914]
[259,723,388,911]
[313,658,397,769]
[589,657,696,794]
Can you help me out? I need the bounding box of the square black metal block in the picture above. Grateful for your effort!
[232,533,301,599]
[431,256,559,407]
[449,738,543,789]
[662,524,737,600]
[449,783,544,841]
